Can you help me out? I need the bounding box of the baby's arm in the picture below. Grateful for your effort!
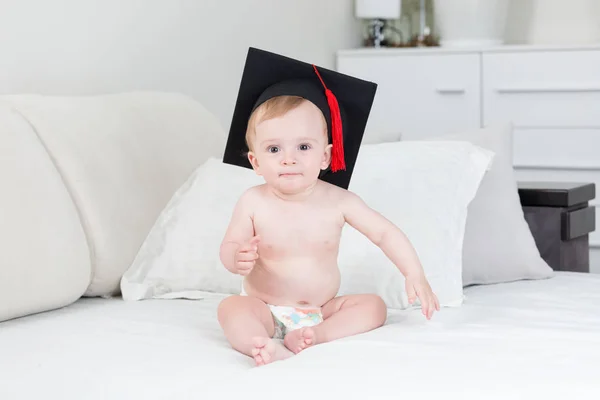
[340,190,423,279]
[219,189,257,274]
[340,190,440,318]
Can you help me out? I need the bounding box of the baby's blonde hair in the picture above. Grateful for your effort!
[245,95,326,151]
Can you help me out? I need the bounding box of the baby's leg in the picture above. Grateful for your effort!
[217,295,292,366]
[284,294,387,353]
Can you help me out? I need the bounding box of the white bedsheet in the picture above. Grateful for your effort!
[1,272,599,400]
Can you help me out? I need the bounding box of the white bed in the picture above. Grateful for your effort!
[1,93,598,400]
[1,272,598,400]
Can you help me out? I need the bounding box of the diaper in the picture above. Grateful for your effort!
[268,305,324,339]
[241,285,323,340]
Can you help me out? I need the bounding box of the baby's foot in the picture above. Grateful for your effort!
[283,327,317,354]
[251,336,293,366]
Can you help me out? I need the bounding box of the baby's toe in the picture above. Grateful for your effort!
[254,355,264,366]
[260,348,272,363]
[303,328,315,344]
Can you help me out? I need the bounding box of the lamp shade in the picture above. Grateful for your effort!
[355,0,401,19]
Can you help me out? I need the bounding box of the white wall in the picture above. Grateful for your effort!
[503,0,600,45]
[0,0,362,131]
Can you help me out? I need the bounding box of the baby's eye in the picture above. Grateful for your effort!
[267,146,280,153]
[299,143,311,151]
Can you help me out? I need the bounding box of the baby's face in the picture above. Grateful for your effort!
[248,100,331,194]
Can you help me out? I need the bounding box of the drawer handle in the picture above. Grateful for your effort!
[435,88,466,94]
[496,84,600,94]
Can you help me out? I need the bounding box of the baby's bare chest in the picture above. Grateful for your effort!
[252,205,344,255]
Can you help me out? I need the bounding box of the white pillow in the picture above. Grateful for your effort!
[121,142,493,309]
[428,124,555,286]
[120,158,262,301]
[336,141,493,308]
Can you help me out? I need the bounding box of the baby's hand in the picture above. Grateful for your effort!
[405,274,440,320]
[234,235,260,276]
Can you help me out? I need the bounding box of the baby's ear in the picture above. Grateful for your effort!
[247,151,262,176]
[320,144,332,170]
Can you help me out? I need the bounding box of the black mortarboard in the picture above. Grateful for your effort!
[223,47,378,190]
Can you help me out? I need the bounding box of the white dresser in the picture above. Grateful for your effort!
[336,44,600,272]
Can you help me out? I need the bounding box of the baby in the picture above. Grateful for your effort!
[217,48,439,367]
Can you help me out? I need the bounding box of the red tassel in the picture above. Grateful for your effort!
[313,65,345,172]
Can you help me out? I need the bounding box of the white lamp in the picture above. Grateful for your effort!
[355,0,402,47]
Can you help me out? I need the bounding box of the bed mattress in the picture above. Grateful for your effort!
[1,272,599,399]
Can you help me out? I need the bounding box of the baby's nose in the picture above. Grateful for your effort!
[281,151,297,164]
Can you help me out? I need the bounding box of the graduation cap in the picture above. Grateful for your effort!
[223,47,377,190]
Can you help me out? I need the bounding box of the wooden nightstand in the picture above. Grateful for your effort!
[518,182,596,273]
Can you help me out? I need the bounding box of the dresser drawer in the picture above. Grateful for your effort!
[336,51,481,140]
[483,49,600,127]
[512,128,600,169]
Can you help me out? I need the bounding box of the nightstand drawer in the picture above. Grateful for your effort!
[483,50,600,127]
[563,206,596,240]
[337,50,481,140]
